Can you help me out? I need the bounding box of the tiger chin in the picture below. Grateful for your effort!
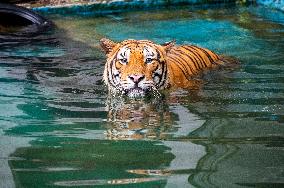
[100,38,237,98]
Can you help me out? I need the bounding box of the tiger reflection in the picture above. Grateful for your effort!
[105,96,176,140]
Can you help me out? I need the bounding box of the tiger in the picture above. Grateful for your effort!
[100,38,237,97]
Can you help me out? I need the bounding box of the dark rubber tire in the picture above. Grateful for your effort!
[0,3,52,30]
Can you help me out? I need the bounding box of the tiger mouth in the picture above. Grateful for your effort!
[123,87,149,97]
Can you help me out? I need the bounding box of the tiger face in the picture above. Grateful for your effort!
[100,38,173,97]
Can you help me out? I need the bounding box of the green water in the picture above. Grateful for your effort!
[0,5,284,188]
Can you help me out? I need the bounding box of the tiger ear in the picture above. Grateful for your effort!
[162,40,176,53]
[100,38,117,54]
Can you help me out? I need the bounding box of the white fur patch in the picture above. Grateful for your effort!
[143,46,157,61]
[117,46,131,62]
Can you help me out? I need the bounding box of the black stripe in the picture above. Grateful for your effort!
[153,64,162,86]
[152,64,159,76]
[183,46,207,68]
[109,58,116,86]
[192,45,218,64]
[155,49,161,59]
[184,46,207,68]
[169,53,189,74]
[170,50,193,76]
[106,61,113,86]
[171,48,197,74]
[153,49,168,88]
[168,56,190,79]
[196,46,219,62]
[159,62,168,88]
[152,62,164,88]
[179,46,202,70]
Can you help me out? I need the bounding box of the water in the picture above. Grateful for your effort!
[0,4,284,188]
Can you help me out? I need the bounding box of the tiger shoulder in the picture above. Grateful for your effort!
[166,44,238,88]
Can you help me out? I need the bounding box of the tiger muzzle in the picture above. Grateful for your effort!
[128,74,145,85]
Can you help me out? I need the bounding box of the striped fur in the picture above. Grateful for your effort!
[100,38,234,97]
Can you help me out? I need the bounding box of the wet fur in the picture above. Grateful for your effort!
[100,38,237,96]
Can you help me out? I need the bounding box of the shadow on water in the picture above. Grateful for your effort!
[0,4,283,188]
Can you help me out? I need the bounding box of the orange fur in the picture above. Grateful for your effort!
[100,38,236,96]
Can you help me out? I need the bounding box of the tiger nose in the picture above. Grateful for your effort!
[128,74,145,83]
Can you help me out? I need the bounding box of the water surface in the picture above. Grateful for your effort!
[0,5,283,188]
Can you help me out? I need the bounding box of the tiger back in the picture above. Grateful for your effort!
[166,45,225,88]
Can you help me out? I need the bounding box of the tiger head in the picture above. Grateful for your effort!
[100,38,174,97]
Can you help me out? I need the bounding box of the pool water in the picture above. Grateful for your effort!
[0,4,284,188]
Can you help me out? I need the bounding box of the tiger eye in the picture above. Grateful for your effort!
[120,58,128,64]
[145,58,152,64]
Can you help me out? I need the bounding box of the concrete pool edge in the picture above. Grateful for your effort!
[19,0,250,14]
[16,0,284,15]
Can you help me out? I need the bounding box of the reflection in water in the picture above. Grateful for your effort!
[105,96,173,140]
[10,96,207,187]
[0,4,284,188]
[105,94,207,187]
[105,93,206,140]
[54,177,165,186]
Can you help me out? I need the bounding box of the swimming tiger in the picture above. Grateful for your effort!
[100,38,237,97]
